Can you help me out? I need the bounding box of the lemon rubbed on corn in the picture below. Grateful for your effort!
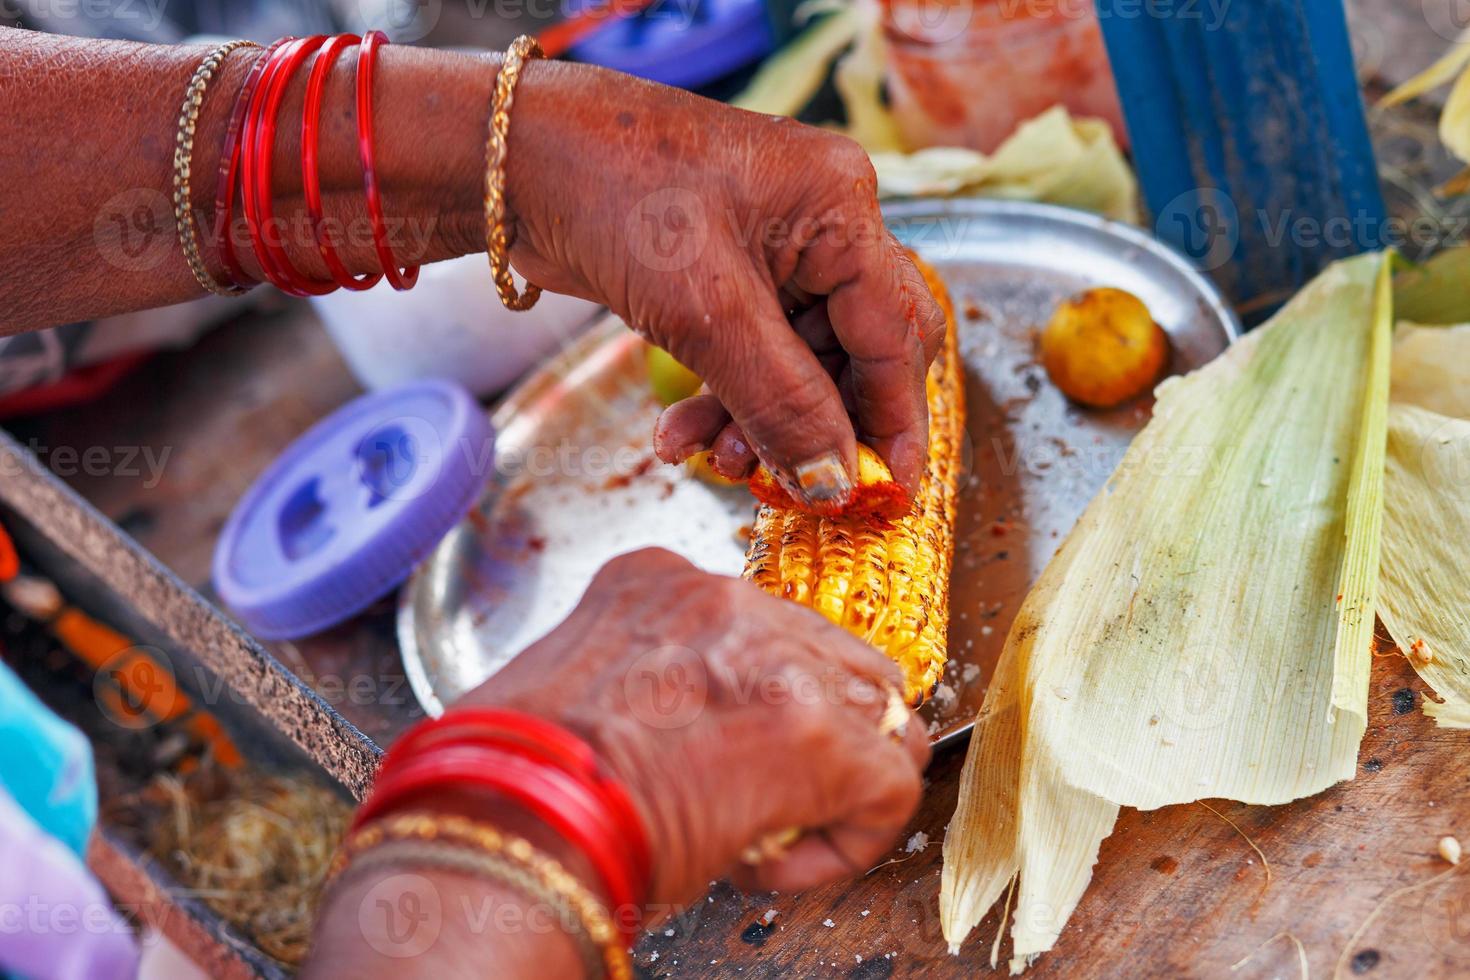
[1041,287,1169,408]
[645,345,702,406]
[686,451,740,487]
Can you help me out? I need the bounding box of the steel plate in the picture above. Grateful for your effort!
[398,199,1239,748]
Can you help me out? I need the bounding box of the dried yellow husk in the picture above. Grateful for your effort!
[730,1,1139,222]
[1380,29,1470,109]
[1380,324,1470,727]
[831,0,905,153]
[1380,29,1470,163]
[867,109,1140,222]
[941,252,1393,971]
[1391,322,1470,417]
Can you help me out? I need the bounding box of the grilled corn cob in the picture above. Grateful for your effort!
[743,255,965,705]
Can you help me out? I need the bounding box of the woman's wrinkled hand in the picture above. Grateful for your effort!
[454,548,930,912]
[504,63,946,505]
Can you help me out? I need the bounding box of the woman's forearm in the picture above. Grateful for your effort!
[302,793,617,979]
[306,865,588,979]
[0,28,575,332]
[1,25,944,502]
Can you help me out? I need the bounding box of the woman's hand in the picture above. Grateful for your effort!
[505,63,947,504]
[456,547,931,912]
[1,36,941,498]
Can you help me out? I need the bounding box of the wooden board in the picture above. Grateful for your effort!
[633,653,1470,978]
[16,308,1470,980]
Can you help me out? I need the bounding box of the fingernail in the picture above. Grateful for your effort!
[789,451,852,508]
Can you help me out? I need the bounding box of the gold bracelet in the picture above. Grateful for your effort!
[483,35,544,312]
[172,39,259,297]
[336,838,605,977]
[327,812,631,979]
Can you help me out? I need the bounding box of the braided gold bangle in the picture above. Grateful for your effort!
[172,39,259,297]
[337,838,605,977]
[483,35,544,312]
[327,812,632,979]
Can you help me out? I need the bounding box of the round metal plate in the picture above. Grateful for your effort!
[397,199,1239,748]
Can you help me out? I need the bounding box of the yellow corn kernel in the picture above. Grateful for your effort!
[743,255,965,705]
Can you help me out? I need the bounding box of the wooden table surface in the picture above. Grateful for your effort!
[7,5,1470,976]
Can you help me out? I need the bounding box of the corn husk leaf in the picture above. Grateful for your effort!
[1380,324,1470,727]
[731,6,859,118]
[730,1,1140,222]
[942,252,1393,971]
[1380,30,1470,163]
[1380,30,1470,109]
[1391,322,1470,417]
[831,1,905,153]
[868,108,1139,222]
[1444,65,1470,162]
[1394,249,1470,325]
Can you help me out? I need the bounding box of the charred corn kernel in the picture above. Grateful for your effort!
[743,254,965,705]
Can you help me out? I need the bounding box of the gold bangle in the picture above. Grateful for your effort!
[327,812,632,979]
[337,838,605,977]
[172,39,259,298]
[483,35,544,312]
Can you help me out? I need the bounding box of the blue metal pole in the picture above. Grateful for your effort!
[1096,0,1386,318]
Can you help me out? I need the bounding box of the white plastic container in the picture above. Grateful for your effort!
[310,255,602,399]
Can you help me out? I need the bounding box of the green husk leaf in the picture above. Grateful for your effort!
[1393,249,1470,325]
[730,6,859,118]
[942,252,1393,970]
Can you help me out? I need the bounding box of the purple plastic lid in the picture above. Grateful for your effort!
[570,0,774,89]
[213,380,494,640]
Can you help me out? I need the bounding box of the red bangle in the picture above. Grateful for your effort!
[358,743,642,940]
[213,39,289,290]
[383,709,651,889]
[302,34,381,291]
[243,36,338,296]
[356,30,419,291]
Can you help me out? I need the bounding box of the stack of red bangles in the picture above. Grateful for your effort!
[213,31,418,296]
[348,708,652,943]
